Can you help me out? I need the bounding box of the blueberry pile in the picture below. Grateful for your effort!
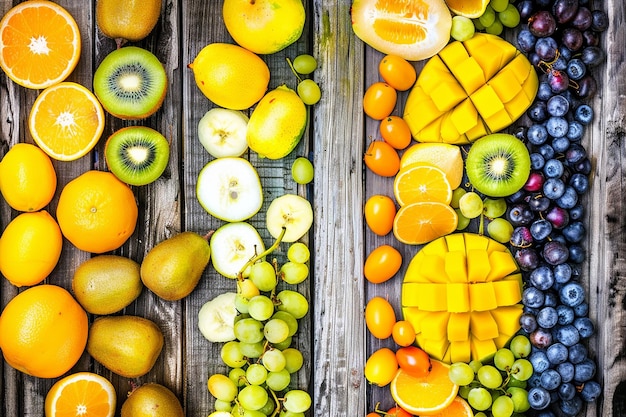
[502,0,608,415]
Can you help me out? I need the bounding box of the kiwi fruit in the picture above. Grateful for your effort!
[465,133,531,197]
[93,46,167,120]
[105,126,170,186]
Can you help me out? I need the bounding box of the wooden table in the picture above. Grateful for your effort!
[0,1,624,416]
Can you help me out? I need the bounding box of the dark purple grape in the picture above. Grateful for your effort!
[562,27,584,51]
[572,157,591,175]
[518,28,537,53]
[511,226,533,247]
[535,36,558,61]
[520,312,539,333]
[575,74,597,99]
[530,328,554,349]
[529,10,557,37]
[517,0,535,20]
[590,10,609,32]
[571,6,592,30]
[582,29,600,47]
[543,240,569,265]
[530,219,553,241]
[529,194,551,212]
[564,143,587,165]
[546,206,570,229]
[552,0,579,24]
[524,171,546,193]
[581,46,605,67]
[516,247,541,270]
[548,70,570,94]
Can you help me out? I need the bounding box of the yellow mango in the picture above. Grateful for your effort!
[486,250,519,281]
[491,305,523,336]
[469,282,498,311]
[464,233,490,252]
[447,312,470,341]
[445,251,468,283]
[421,311,450,340]
[470,85,505,119]
[450,98,479,136]
[485,108,514,133]
[417,333,449,361]
[467,249,491,282]
[419,253,448,283]
[470,335,497,362]
[450,340,472,363]
[404,307,428,334]
[469,311,499,340]
[416,283,448,311]
[493,279,522,306]
[447,283,470,313]
[489,68,523,102]
[445,233,466,253]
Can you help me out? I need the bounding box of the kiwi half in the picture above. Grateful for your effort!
[105,126,170,186]
[93,46,167,120]
[465,133,531,197]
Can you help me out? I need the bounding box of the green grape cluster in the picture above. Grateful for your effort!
[448,335,534,417]
[288,54,321,105]
[451,189,514,243]
[208,240,312,416]
[473,0,521,36]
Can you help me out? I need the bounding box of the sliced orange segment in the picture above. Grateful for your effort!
[393,202,458,245]
[400,142,464,189]
[44,371,116,417]
[0,1,81,89]
[422,396,473,417]
[394,164,453,206]
[445,0,490,18]
[390,360,459,415]
[29,82,105,161]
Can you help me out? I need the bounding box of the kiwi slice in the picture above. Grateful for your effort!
[465,133,531,197]
[93,46,167,120]
[105,126,170,186]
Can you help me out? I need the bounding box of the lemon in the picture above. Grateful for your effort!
[0,143,57,212]
[189,43,269,110]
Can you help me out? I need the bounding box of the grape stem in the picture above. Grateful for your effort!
[237,227,287,280]
[286,57,304,84]
[268,388,281,417]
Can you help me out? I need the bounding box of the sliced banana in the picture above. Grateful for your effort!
[197,292,238,343]
[266,194,313,243]
[196,157,263,222]
[210,222,266,279]
[198,108,249,158]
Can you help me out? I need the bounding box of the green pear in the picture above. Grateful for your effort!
[140,231,211,301]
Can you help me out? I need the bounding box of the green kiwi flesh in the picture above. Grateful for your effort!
[105,126,170,186]
[465,133,531,197]
[93,46,167,120]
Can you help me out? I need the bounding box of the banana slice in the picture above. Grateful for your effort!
[197,292,238,343]
[198,108,249,158]
[196,157,263,222]
[210,222,266,279]
[266,194,313,243]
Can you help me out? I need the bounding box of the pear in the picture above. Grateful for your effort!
[96,0,162,47]
[87,315,163,378]
[140,231,211,301]
[121,383,184,417]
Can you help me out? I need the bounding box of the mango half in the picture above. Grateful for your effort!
[403,33,538,145]
[401,232,523,363]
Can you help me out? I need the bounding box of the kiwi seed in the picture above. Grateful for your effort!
[105,126,170,186]
[465,133,531,197]
[93,46,167,120]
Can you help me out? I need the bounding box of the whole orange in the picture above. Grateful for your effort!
[0,284,88,378]
[56,170,138,254]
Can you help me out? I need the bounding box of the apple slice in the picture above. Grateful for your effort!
[266,194,313,243]
[196,157,263,222]
[197,292,238,342]
[198,108,249,158]
[210,222,266,279]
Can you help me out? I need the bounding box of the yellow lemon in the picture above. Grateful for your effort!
[0,143,57,212]
[0,210,63,287]
[189,43,269,110]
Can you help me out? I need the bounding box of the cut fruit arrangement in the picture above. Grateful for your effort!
[357,0,608,416]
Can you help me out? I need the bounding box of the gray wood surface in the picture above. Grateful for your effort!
[0,1,624,416]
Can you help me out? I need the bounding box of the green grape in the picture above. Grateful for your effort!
[282,390,312,413]
[247,295,275,321]
[271,311,298,336]
[272,335,293,350]
[458,191,484,219]
[214,398,233,412]
[473,18,486,31]
[279,410,305,417]
[264,318,290,344]
[477,364,503,389]
[235,293,250,314]
[491,395,515,417]
[469,360,483,374]
[297,79,321,105]
[506,387,531,413]
[281,261,309,285]
[474,413,488,417]
[507,376,527,389]
[287,242,310,263]
[450,15,475,42]
[282,347,304,373]
[239,341,265,359]
[237,385,269,411]
[234,318,265,343]
[249,261,278,292]
[291,157,314,185]
[276,290,309,319]
[229,367,247,387]
[292,54,317,75]
[490,0,509,12]
[458,385,471,399]
[494,348,516,371]
[258,397,277,416]
[509,334,532,358]
[467,387,492,411]
[483,197,507,218]
[487,217,514,243]
[266,368,291,391]
[208,373,238,402]
[455,208,471,230]
[221,341,246,368]
[450,187,466,208]
[499,4,521,28]
[448,362,475,386]
[262,348,286,372]
[246,363,268,385]
[478,5,496,27]
[485,19,504,35]
[510,358,533,381]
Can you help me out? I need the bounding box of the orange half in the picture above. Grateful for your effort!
[423,396,474,417]
[445,0,491,18]
[394,164,453,206]
[393,202,458,245]
[0,1,81,89]
[44,372,116,417]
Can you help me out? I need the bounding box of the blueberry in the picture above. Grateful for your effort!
[551,136,571,153]
[527,123,549,145]
[568,244,586,263]
[540,369,562,390]
[574,358,596,382]
[560,395,583,416]
[554,263,573,283]
[556,304,575,325]
[546,116,569,138]
[559,282,585,307]
[528,372,542,388]
[580,380,602,402]
[528,101,549,122]
[524,286,546,308]
[573,157,592,175]
[531,152,546,170]
[554,324,581,347]
[566,58,587,80]
[543,178,566,199]
[535,37,558,61]
[546,342,569,364]
[537,306,559,328]
[569,173,589,194]
[537,81,554,101]
[558,361,576,383]
[559,382,577,400]
[581,45,605,67]
[543,290,559,307]
[530,219,553,241]
[530,265,555,290]
[556,186,579,209]
[520,312,539,333]
[543,158,564,178]
[539,143,556,160]
[569,204,584,220]
[566,121,584,141]
[547,94,570,117]
[568,343,588,364]
[574,317,595,338]
[574,301,589,316]
[528,387,552,410]
[562,221,585,243]
[518,28,537,52]
[574,104,594,125]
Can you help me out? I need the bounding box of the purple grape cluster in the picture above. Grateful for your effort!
[503,1,608,416]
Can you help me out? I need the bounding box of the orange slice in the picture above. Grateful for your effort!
[390,360,459,415]
[422,396,474,417]
[445,0,491,18]
[400,143,464,189]
[0,1,81,89]
[29,82,105,161]
[394,164,453,206]
[44,371,116,417]
[393,202,458,245]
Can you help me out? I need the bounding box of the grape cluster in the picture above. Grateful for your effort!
[208,241,312,417]
[474,0,522,36]
[449,335,534,417]
[288,54,321,105]
[453,189,514,244]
